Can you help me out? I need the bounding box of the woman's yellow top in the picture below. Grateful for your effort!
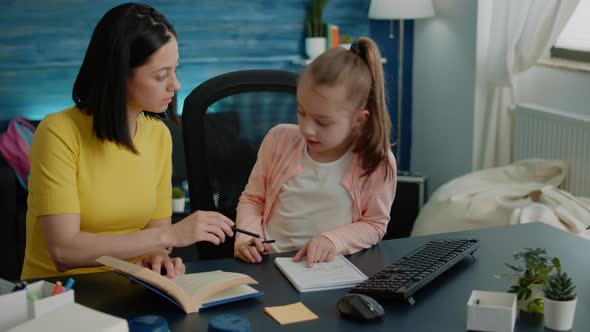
[21,107,172,279]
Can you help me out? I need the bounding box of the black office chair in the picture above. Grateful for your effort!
[181,69,299,260]
[0,152,27,280]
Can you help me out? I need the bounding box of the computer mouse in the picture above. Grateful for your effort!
[337,293,384,321]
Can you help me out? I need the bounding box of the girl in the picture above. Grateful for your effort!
[21,3,234,279]
[234,37,397,267]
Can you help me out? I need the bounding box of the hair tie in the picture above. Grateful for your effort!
[350,41,361,55]
[349,40,367,64]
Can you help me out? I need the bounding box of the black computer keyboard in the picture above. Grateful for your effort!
[349,239,480,305]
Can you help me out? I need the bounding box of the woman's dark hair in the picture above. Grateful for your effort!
[72,2,178,153]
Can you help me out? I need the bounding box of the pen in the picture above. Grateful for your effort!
[248,240,276,246]
[232,226,260,238]
[64,278,75,291]
[12,281,27,292]
[51,281,63,296]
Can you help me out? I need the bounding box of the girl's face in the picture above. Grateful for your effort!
[127,36,181,114]
[296,73,368,163]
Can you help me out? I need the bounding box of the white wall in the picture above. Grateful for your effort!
[517,64,590,116]
[412,0,478,197]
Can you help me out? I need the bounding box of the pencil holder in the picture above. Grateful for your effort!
[26,280,75,319]
[466,290,517,332]
[0,289,29,330]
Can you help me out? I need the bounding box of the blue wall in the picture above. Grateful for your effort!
[0,0,370,122]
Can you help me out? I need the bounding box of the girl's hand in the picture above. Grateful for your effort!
[169,211,234,247]
[293,235,337,268]
[136,250,185,278]
[234,238,271,263]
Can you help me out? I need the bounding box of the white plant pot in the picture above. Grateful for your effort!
[172,198,185,213]
[544,297,577,331]
[305,37,326,60]
[519,284,544,312]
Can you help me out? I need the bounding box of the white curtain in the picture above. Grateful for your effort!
[473,0,580,170]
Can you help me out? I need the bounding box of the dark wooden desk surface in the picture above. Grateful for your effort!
[47,223,589,331]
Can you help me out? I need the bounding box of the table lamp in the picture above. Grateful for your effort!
[368,0,434,171]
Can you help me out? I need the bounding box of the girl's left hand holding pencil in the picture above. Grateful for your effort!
[234,238,272,264]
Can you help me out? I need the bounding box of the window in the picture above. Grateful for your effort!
[551,0,590,62]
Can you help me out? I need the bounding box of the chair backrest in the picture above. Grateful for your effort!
[182,69,299,260]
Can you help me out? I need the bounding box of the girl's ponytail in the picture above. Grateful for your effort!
[350,37,393,179]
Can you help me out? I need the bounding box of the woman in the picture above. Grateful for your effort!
[21,2,234,279]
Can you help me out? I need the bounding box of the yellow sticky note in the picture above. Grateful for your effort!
[264,302,319,325]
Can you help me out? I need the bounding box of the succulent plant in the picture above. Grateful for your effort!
[544,272,576,301]
[172,187,185,199]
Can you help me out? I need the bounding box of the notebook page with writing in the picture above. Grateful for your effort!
[274,254,367,292]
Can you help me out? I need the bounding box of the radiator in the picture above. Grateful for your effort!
[513,103,590,197]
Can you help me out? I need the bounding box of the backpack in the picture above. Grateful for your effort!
[0,116,36,190]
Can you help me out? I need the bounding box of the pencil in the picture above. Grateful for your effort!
[231,226,260,238]
[248,240,276,246]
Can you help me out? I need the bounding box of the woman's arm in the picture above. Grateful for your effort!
[41,211,234,272]
[41,213,172,272]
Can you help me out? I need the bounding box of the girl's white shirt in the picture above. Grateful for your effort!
[265,145,353,253]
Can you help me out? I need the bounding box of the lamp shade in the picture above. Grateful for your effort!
[369,0,435,19]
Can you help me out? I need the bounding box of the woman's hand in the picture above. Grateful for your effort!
[136,250,185,278]
[234,238,271,263]
[169,211,234,247]
[293,235,337,268]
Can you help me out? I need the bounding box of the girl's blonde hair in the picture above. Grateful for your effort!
[305,37,393,178]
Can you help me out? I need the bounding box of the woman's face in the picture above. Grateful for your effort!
[127,35,181,114]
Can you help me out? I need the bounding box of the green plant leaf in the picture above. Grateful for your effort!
[172,187,185,199]
[527,298,544,313]
[552,257,561,274]
[504,263,523,272]
[305,0,329,37]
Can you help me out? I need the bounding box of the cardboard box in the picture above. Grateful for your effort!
[466,290,517,332]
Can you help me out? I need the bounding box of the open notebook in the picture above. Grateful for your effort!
[274,254,367,292]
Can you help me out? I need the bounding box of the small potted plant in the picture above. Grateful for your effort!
[304,0,328,60]
[172,187,185,213]
[543,271,577,331]
[497,248,559,313]
[339,34,354,49]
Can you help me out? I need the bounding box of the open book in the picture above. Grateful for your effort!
[96,256,262,314]
[274,254,367,292]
